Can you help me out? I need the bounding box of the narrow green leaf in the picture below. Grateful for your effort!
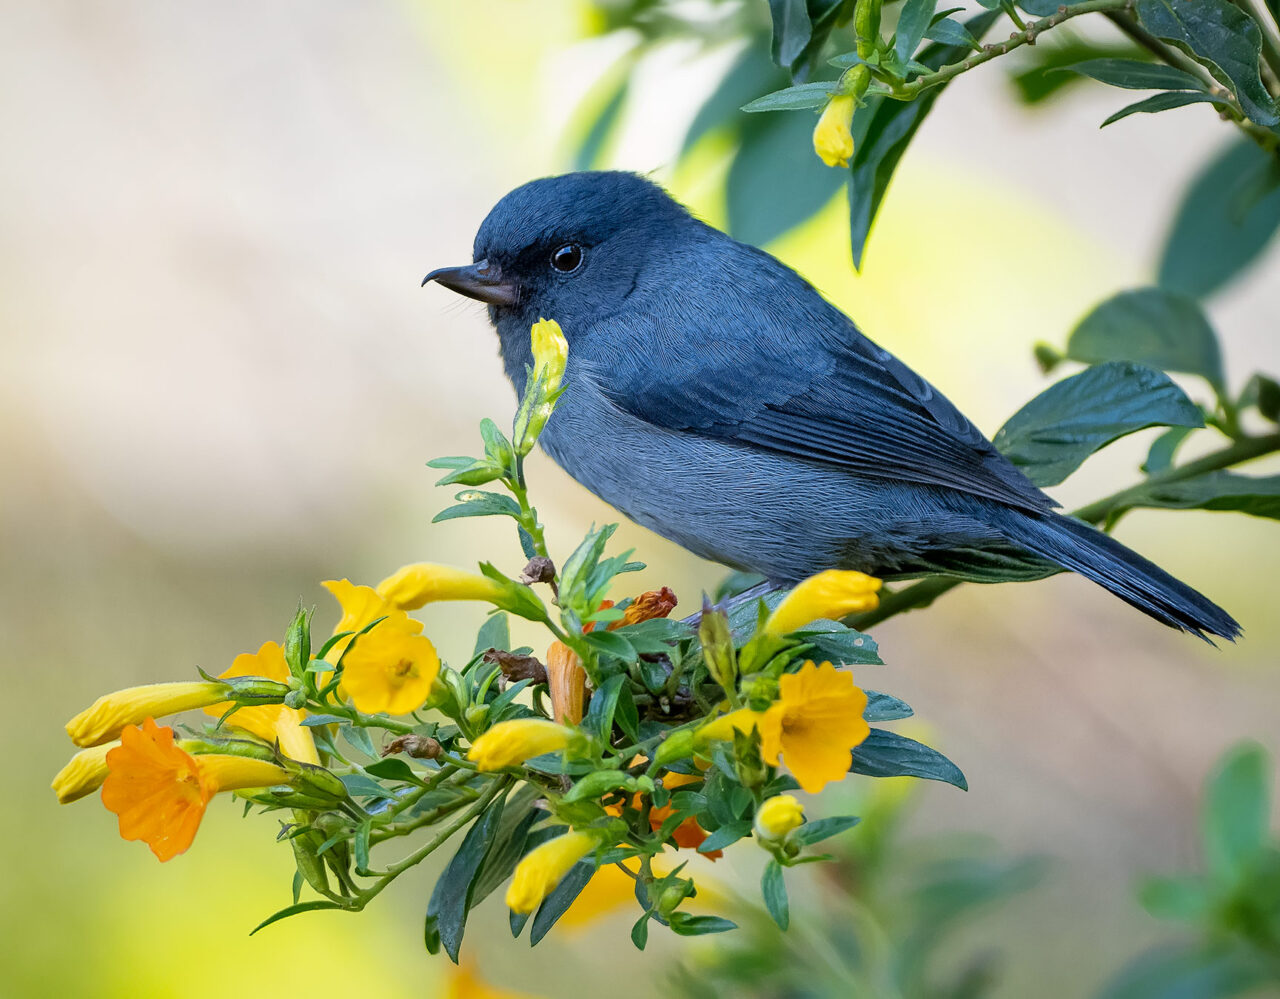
[761,861,790,929]
[767,0,813,69]
[668,913,739,936]
[427,795,507,962]
[530,860,598,945]
[923,18,978,49]
[1058,57,1207,90]
[584,629,637,662]
[1100,90,1223,127]
[1134,0,1279,125]
[630,913,651,950]
[1203,741,1270,883]
[895,0,939,64]
[433,490,522,523]
[993,361,1204,487]
[792,814,861,845]
[250,900,344,934]
[473,612,511,658]
[1119,471,1280,520]
[1142,426,1195,474]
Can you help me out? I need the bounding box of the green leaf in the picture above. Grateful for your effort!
[895,0,939,64]
[993,361,1204,487]
[863,689,914,721]
[848,728,968,789]
[1203,741,1270,884]
[471,787,544,904]
[584,629,637,662]
[767,0,813,70]
[630,913,650,950]
[697,821,753,853]
[427,794,507,962]
[362,758,422,784]
[1138,874,1213,921]
[473,612,510,658]
[1058,57,1207,90]
[741,80,837,112]
[668,913,739,936]
[761,861,790,929]
[1098,942,1273,999]
[1100,90,1225,127]
[1134,0,1279,125]
[574,75,629,171]
[250,900,345,934]
[793,619,883,665]
[1065,287,1224,387]
[433,459,504,487]
[923,18,978,49]
[1159,138,1280,299]
[792,814,861,845]
[728,106,847,247]
[687,42,785,152]
[1120,472,1280,520]
[583,673,627,740]
[1142,426,1195,474]
[433,490,522,523]
[1010,41,1154,104]
[530,860,598,945]
[849,10,1001,268]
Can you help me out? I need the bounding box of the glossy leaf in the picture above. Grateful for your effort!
[923,18,978,49]
[1134,0,1279,125]
[895,0,939,64]
[741,80,837,111]
[1064,287,1224,387]
[529,860,598,945]
[762,861,790,929]
[863,689,914,721]
[792,814,861,845]
[1010,42,1152,104]
[433,490,522,523]
[848,728,968,789]
[1058,57,1207,90]
[767,0,812,69]
[427,796,506,962]
[668,912,739,936]
[1159,138,1280,299]
[993,361,1204,487]
[1121,472,1280,520]
[1100,90,1224,127]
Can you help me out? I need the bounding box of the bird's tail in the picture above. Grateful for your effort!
[1000,512,1240,642]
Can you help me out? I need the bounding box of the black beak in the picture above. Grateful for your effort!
[421,259,519,307]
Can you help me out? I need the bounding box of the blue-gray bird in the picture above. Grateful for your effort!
[424,171,1238,641]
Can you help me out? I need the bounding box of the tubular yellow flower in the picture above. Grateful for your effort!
[764,569,882,636]
[204,640,319,764]
[545,640,587,725]
[506,829,600,914]
[375,562,507,611]
[101,718,290,861]
[321,578,424,662]
[755,794,805,841]
[530,317,568,391]
[66,681,231,748]
[468,718,575,771]
[813,94,856,168]
[695,706,768,746]
[340,626,441,715]
[51,742,117,804]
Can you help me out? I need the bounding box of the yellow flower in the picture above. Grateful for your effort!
[66,681,230,748]
[340,625,441,715]
[813,94,856,168]
[764,569,881,636]
[101,718,290,861]
[506,829,600,914]
[468,718,575,771]
[51,742,117,803]
[755,794,805,840]
[697,662,869,794]
[530,317,568,391]
[375,562,507,611]
[321,578,424,661]
[203,641,318,764]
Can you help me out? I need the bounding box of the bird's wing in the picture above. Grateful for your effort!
[588,244,1055,513]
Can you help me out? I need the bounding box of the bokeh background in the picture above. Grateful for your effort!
[4,2,1278,996]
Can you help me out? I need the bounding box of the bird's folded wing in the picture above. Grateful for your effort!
[590,318,1055,514]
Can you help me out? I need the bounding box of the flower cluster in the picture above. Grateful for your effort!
[52,318,965,958]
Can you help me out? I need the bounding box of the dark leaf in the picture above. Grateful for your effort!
[1100,90,1224,127]
[426,795,507,962]
[1058,57,1207,90]
[794,619,882,665]
[473,612,511,659]
[923,18,978,49]
[249,900,345,934]
[1119,471,1280,520]
[849,10,1001,267]
[433,490,523,524]
[993,361,1204,486]
[849,728,968,789]
[530,860,598,945]
[363,758,421,784]
[668,912,740,936]
[1065,287,1224,387]
[584,629,637,661]
[767,0,813,69]
[1098,941,1272,999]
[1134,0,1279,125]
[1159,138,1280,299]
[697,821,753,853]
[1142,426,1195,474]
[630,913,650,949]
[792,814,862,845]
[583,673,627,740]
[863,689,914,721]
[1203,741,1270,883]
[741,80,837,112]
[895,0,940,64]
[1010,42,1153,104]
[471,787,544,904]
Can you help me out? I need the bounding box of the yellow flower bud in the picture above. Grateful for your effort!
[375,562,507,611]
[468,718,575,771]
[506,829,600,914]
[695,707,767,746]
[813,94,856,168]
[51,742,116,803]
[764,569,882,637]
[65,681,232,748]
[530,317,568,391]
[754,794,805,841]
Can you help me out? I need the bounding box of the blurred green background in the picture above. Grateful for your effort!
[3,1,1278,996]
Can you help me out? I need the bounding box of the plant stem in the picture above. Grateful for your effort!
[849,432,1280,630]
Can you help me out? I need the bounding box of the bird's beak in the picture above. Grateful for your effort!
[421,259,519,307]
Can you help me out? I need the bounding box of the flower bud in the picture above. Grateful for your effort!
[546,640,587,725]
[653,729,696,768]
[51,743,115,804]
[513,318,569,454]
[506,828,601,914]
[66,681,233,747]
[468,718,576,771]
[764,569,881,636]
[698,599,737,697]
[754,794,805,842]
[814,94,857,169]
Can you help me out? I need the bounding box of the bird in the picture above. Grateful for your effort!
[423,171,1238,641]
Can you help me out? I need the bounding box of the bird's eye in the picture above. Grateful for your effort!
[550,243,584,274]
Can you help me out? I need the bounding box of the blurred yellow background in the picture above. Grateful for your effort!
[3,2,1278,997]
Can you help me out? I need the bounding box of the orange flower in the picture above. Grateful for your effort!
[545,641,587,725]
[204,641,318,764]
[612,587,678,629]
[102,718,290,861]
[650,771,721,859]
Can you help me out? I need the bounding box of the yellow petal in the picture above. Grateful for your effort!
[468,719,574,771]
[66,681,231,748]
[51,742,116,803]
[764,570,881,636]
[340,627,441,716]
[204,641,319,765]
[375,563,505,611]
[813,94,856,168]
[505,829,599,914]
[530,317,568,389]
[755,793,805,840]
[773,661,870,793]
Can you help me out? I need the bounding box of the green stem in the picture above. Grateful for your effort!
[849,432,1280,630]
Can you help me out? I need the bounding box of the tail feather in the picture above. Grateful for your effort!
[1001,513,1240,643]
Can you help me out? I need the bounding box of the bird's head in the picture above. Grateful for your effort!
[423,171,694,371]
